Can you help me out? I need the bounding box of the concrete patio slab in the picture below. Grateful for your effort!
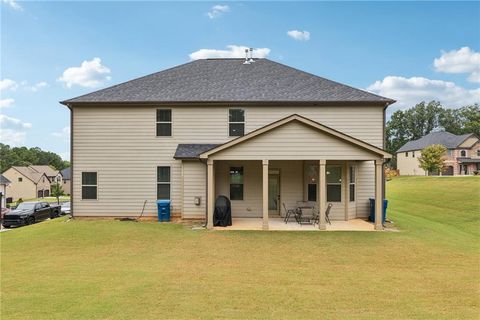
[213,218,375,231]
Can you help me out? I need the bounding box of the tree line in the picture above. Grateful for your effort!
[386,102,480,159]
[0,143,70,173]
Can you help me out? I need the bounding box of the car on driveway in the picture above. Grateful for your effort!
[61,201,71,215]
[2,202,61,228]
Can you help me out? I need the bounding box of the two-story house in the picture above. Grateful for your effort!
[61,58,394,230]
[396,131,480,176]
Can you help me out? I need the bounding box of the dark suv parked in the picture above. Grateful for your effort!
[2,202,61,228]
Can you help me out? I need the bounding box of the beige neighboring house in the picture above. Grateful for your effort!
[60,167,71,195]
[29,165,62,183]
[397,132,480,176]
[2,166,52,201]
[61,58,395,230]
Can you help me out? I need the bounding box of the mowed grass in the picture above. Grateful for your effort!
[1,177,479,319]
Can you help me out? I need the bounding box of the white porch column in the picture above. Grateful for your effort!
[262,159,269,230]
[207,159,215,229]
[318,160,327,230]
[375,159,384,231]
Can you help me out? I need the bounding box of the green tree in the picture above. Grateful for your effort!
[417,144,447,175]
[0,143,70,173]
[51,183,65,205]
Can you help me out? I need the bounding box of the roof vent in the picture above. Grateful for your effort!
[243,49,250,65]
[248,48,255,63]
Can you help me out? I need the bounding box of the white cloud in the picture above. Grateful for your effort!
[0,129,26,146]
[0,114,32,128]
[0,114,31,146]
[207,4,229,19]
[26,81,48,92]
[367,76,480,110]
[58,57,112,88]
[0,79,18,91]
[52,126,70,142]
[433,47,480,83]
[59,151,70,161]
[1,0,23,11]
[287,30,310,41]
[0,98,15,108]
[189,45,271,60]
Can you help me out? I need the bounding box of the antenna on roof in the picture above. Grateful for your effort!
[243,49,250,64]
[248,48,255,63]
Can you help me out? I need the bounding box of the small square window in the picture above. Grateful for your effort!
[18,177,22,182]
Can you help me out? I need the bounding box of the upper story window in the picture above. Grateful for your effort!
[447,149,453,156]
[229,109,245,137]
[82,172,97,200]
[460,150,467,157]
[156,109,172,137]
[18,177,22,182]
[477,150,480,157]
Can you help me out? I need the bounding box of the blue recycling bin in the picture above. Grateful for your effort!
[368,198,388,223]
[156,200,171,222]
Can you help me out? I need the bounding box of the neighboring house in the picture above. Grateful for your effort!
[60,167,71,195]
[0,175,11,209]
[61,58,395,230]
[397,131,480,176]
[2,166,51,200]
[29,165,61,183]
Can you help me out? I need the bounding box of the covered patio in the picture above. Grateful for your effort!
[214,217,375,231]
[198,115,391,231]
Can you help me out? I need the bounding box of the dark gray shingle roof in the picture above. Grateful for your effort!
[457,157,480,163]
[60,167,71,180]
[62,59,394,104]
[174,144,220,159]
[0,174,11,185]
[397,132,474,153]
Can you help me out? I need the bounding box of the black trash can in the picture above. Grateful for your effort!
[213,195,232,227]
[368,198,388,223]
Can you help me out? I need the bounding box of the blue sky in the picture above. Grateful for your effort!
[1,1,479,160]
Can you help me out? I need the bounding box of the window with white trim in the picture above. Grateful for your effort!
[156,109,172,136]
[460,150,467,157]
[349,165,355,202]
[229,109,245,136]
[157,167,171,199]
[326,165,342,202]
[229,167,244,200]
[82,172,97,200]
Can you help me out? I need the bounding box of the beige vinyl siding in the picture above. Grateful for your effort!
[397,150,425,176]
[182,161,206,218]
[209,121,378,161]
[356,161,375,218]
[72,105,384,217]
[215,161,262,218]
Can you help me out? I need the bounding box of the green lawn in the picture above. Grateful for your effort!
[1,177,479,319]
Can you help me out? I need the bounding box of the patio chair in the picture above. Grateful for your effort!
[295,207,313,225]
[312,203,333,226]
[283,203,296,224]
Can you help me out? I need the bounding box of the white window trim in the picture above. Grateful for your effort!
[156,109,173,138]
[228,108,245,137]
[81,171,98,201]
[326,165,342,203]
[157,166,171,199]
